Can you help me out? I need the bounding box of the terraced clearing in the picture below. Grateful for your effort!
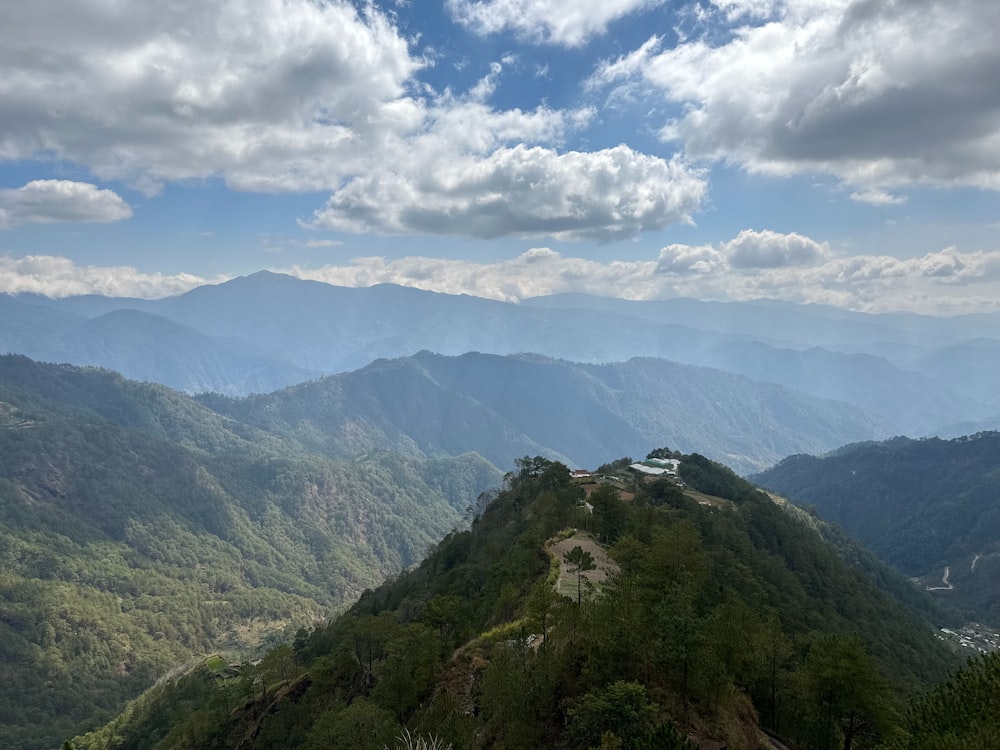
[549,531,619,600]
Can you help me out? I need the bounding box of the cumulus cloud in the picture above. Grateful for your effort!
[306,145,706,241]
[591,0,1000,194]
[656,243,725,274]
[0,0,419,193]
[0,255,219,298]
[277,236,1000,314]
[0,181,132,228]
[446,0,665,46]
[0,0,704,240]
[720,229,828,269]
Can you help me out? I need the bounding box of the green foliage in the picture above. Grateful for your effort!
[799,634,894,750]
[565,545,597,605]
[596,457,633,475]
[753,432,1000,624]
[891,652,1000,750]
[81,452,963,750]
[0,356,501,750]
[567,681,656,749]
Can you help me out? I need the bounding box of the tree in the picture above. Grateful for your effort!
[567,680,656,750]
[565,545,596,606]
[591,484,626,544]
[801,634,894,750]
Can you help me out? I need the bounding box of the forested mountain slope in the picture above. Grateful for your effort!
[200,351,882,474]
[0,356,499,750]
[74,454,960,750]
[753,432,1000,625]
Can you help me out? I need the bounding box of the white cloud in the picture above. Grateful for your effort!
[720,229,828,269]
[304,239,344,249]
[278,236,1000,314]
[446,0,665,47]
[0,0,702,240]
[5,239,1000,312]
[0,0,419,193]
[0,255,219,298]
[306,145,706,241]
[0,181,132,228]
[850,189,907,206]
[591,0,1000,194]
[280,249,663,301]
[656,243,725,275]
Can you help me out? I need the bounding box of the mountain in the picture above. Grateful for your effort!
[752,432,1000,625]
[72,453,960,750]
[0,293,317,396]
[199,350,884,474]
[6,272,998,437]
[524,292,1000,352]
[0,355,500,750]
[62,309,319,396]
[910,338,1000,411]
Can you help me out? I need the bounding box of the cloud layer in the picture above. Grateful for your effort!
[591,0,1000,193]
[0,255,215,298]
[307,145,705,240]
[446,0,665,46]
[273,233,1000,314]
[0,181,132,228]
[0,0,704,240]
[5,233,1000,313]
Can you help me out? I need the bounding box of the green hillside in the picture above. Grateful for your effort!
[199,350,881,474]
[74,454,962,750]
[0,356,500,750]
[752,432,1000,625]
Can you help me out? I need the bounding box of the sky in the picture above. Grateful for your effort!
[1,0,1000,314]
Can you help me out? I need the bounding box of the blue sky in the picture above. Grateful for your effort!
[1,0,1000,313]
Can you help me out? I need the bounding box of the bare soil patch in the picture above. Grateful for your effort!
[549,531,619,600]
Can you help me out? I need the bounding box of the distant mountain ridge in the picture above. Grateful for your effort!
[3,271,998,436]
[200,350,883,474]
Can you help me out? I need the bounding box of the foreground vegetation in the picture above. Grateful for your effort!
[75,454,970,750]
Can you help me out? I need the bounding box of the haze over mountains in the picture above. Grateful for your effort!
[3,271,999,444]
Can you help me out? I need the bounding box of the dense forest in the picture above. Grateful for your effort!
[0,356,499,750]
[72,453,974,750]
[753,433,1000,625]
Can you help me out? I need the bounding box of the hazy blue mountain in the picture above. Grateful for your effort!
[753,432,1000,625]
[910,338,1000,410]
[0,296,316,395]
[524,292,1000,351]
[202,351,882,474]
[689,341,981,435]
[6,272,999,435]
[62,309,319,395]
[0,294,85,361]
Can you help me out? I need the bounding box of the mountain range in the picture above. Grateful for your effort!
[196,349,883,475]
[3,271,998,437]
